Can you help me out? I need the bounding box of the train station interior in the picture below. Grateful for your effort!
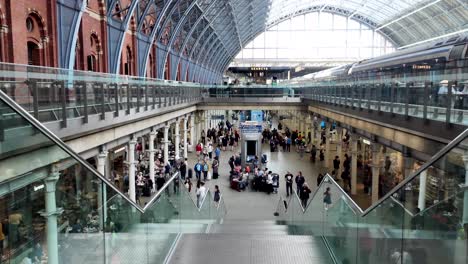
[0,0,467,263]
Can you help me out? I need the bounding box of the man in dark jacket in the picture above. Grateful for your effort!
[295,171,305,195]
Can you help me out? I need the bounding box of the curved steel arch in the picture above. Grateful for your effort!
[138,0,179,77]
[172,0,226,80]
[156,0,198,78]
[106,0,140,74]
[173,9,223,80]
[57,0,86,70]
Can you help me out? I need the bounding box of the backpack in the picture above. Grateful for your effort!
[203,163,208,171]
[195,163,201,172]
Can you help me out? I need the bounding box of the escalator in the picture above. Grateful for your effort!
[274,129,468,264]
[1,85,468,264]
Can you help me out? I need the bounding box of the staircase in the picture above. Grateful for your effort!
[167,220,334,264]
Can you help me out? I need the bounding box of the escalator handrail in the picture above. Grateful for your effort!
[142,172,179,211]
[362,128,468,216]
[0,90,141,213]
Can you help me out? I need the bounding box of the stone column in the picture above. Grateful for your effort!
[351,135,358,195]
[74,165,82,200]
[175,118,180,159]
[141,136,146,153]
[41,170,62,264]
[183,116,188,159]
[418,170,428,210]
[371,143,381,203]
[96,150,108,230]
[149,130,157,190]
[336,127,343,179]
[128,139,137,202]
[403,156,414,179]
[190,114,195,149]
[164,124,170,166]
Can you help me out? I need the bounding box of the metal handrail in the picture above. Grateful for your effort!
[0,89,172,213]
[278,128,468,219]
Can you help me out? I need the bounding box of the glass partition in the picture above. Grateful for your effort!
[277,128,468,264]
[0,92,225,264]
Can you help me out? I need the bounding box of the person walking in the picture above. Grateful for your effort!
[213,185,221,206]
[323,187,332,210]
[300,183,311,208]
[285,171,293,197]
[295,171,305,195]
[196,181,207,208]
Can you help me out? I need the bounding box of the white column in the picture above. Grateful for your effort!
[190,114,195,149]
[371,143,381,203]
[175,118,181,159]
[336,128,343,179]
[183,116,188,159]
[96,150,108,230]
[325,125,331,169]
[403,156,414,179]
[164,124,169,166]
[418,170,428,210]
[351,135,358,195]
[128,139,137,202]
[149,130,157,190]
[42,171,62,264]
[74,165,82,200]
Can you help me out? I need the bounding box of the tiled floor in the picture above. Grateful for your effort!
[185,141,327,220]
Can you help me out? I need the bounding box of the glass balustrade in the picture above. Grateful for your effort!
[0,63,203,128]
[0,94,225,264]
[276,129,468,264]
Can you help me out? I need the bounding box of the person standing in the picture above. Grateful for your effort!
[333,156,340,172]
[285,171,293,197]
[317,173,324,186]
[300,183,311,208]
[194,161,202,180]
[323,187,332,210]
[180,158,187,180]
[228,156,235,171]
[201,129,206,144]
[215,146,221,159]
[311,145,317,162]
[286,136,291,152]
[203,161,209,181]
[295,171,305,195]
[208,143,213,160]
[212,157,219,179]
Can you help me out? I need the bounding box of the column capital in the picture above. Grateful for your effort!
[371,142,380,153]
[44,171,60,193]
[129,139,137,145]
[149,130,158,137]
[98,151,108,159]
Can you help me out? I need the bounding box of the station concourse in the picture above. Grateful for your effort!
[0,0,467,263]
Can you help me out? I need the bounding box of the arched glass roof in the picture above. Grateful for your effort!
[232,12,396,68]
[213,0,468,71]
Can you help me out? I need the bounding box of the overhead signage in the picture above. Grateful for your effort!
[250,67,270,71]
